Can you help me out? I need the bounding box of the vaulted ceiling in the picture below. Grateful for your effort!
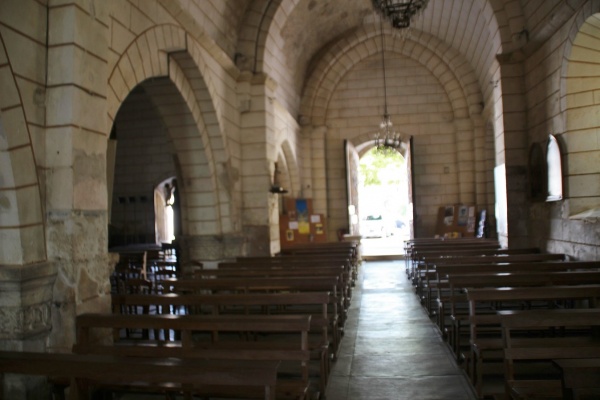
[168,0,585,113]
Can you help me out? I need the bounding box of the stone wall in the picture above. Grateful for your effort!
[524,6,600,260]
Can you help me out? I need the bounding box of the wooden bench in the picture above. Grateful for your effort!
[405,239,500,280]
[111,291,336,348]
[554,358,600,400]
[500,308,600,400]
[228,256,356,292]
[109,291,335,395]
[423,260,600,317]
[279,241,358,255]
[0,351,279,400]
[236,247,359,276]
[439,269,600,356]
[464,284,600,398]
[195,265,351,321]
[409,247,539,285]
[161,275,346,329]
[74,313,312,400]
[419,252,568,294]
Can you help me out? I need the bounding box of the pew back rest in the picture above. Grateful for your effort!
[499,309,600,399]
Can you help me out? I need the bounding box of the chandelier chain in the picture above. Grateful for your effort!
[372,0,429,153]
[380,15,388,117]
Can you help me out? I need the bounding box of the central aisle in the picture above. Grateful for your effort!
[325,260,477,400]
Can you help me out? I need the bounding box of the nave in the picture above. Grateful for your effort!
[325,260,476,400]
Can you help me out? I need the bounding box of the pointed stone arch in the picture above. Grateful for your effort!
[235,0,283,73]
[107,24,234,236]
[559,1,600,217]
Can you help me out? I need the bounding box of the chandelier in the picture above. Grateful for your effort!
[372,0,429,29]
[374,17,402,153]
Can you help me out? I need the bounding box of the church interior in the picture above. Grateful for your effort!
[1,0,600,398]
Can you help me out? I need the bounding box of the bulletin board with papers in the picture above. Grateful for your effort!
[435,204,477,237]
[279,198,327,248]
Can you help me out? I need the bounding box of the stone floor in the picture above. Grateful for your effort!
[324,260,477,400]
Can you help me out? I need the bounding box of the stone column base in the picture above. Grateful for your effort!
[178,233,247,270]
[0,261,58,400]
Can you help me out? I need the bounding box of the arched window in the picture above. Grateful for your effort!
[527,134,562,203]
[546,134,562,202]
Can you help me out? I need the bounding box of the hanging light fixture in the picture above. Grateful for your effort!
[372,0,429,30]
[374,16,402,154]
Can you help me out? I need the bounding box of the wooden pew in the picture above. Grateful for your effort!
[74,313,312,400]
[423,260,599,317]
[196,265,351,323]
[411,248,539,286]
[236,245,360,278]
[464,284,600,398]
[109,292,335,395]
[110,291,336,350]
[275,241,359,275]
[499,308,600,400]
[161,275,345,332]
[405,239,501,280]
[229,255,356,290]
[162,276,340,297]
[420,252,567,290]
[404,238,499,256]
[441,270,600,363]
[554,359,600,399]
[279,241,358,256]
[0,351,279,400]
[427,252,567,266]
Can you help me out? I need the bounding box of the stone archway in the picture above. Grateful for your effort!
[561,9,600,217]
[107,25,241,260]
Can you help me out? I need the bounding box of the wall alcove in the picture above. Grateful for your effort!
[528,134,562,203]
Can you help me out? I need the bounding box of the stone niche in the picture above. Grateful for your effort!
[0,261,58,399]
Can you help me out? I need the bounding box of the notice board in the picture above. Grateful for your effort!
[435,204,476,238]
[279,198,327,248]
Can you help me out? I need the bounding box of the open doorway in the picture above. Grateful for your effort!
[358,147,410,257]
[154,177,178,245]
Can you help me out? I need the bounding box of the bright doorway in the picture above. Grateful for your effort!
[358,147,411,257]
[154,177,178,245]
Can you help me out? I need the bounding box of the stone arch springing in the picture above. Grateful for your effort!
[0,32,45,265]
[279,139,300,197]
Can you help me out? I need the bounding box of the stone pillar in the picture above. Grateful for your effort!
[299,125,313,199]
[310,126,328,214]
[325,131,347,241]
[497,53,530,247]
[238,72,278,255]
[179,233,246,269]
[454,118,476,204]
[44,1,112,352]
